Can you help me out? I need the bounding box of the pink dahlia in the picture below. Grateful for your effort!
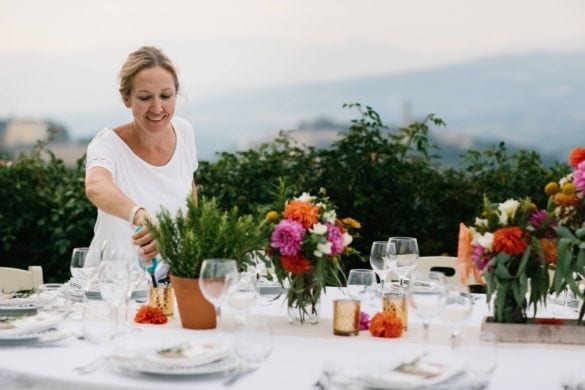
[271,219,305,256]
[574,161,585,193]
[359,311,370,331]
[326,223,345,256]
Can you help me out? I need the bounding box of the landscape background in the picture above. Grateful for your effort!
[1,1,584,163]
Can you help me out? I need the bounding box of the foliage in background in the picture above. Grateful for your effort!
[0,136,95,282]
[0,104,571,280]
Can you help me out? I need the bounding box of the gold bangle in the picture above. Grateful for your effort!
[128,205,145,227]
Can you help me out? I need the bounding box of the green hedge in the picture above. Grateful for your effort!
[0,105,570,281]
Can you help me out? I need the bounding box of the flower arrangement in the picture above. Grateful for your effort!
[264,184,360,324]
[463,196,558,323]
[545,147,585,322]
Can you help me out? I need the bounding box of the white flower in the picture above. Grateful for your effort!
[559,173,573,187]
[323,210,337,224]
[314,242,332,257]
[296,192,315,202]
[498,199,520,225]
[477,232,494,251]
[342,232,353,246]
[475,218,488,228]
[310,223,328,235]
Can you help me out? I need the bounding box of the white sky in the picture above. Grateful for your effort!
[1,0,585,129]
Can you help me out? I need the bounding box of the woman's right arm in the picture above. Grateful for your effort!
[85,166,137,223]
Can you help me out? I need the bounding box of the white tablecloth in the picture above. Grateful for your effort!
[0,288,583,389]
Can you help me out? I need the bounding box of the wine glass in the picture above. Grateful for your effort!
[407,270,447,350]
[440,285,473,349]
[199,259,239,332]
[226,272,259,327]
[387,237,419,293]
[346,269,376,304]
[369,241,392,304]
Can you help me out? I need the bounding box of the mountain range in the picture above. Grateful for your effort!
[180,50,585,163]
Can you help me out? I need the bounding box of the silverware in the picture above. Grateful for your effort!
[222,365,258,386]
[74,356,105,374]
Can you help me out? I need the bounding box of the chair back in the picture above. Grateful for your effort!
[0,266,43,293]
[413,256,462,286]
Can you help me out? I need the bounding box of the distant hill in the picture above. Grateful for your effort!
[184,50,585,162]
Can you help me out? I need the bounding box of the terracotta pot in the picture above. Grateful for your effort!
[170,274,216,329]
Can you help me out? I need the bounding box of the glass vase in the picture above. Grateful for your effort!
[286,274,321,325]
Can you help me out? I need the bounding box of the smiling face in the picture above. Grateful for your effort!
[124,65,177,135]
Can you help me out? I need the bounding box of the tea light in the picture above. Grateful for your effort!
[333,299,360,336]
[148,286,174,316]
[383,289,408,330]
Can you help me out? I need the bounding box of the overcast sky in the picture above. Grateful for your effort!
[1,0,585,133]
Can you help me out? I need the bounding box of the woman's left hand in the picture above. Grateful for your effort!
[132,209,159,260]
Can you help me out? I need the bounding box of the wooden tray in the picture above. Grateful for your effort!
[481,317,585,345]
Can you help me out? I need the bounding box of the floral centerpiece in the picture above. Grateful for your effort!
[264,186,360,324]
[462,196,558,323]
[545,147,585,323]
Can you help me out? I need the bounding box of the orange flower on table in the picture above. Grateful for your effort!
[369,311,403,338]
[134,305,168,324]
[493,226,529,255]
[539,238,558,265]
[280,254,312,275]
[283,200,319,229]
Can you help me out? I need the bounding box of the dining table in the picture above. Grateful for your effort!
[0,285,584,390]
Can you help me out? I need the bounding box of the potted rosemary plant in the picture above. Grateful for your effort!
[147,195,266,329]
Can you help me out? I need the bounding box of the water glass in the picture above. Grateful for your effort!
[82,300,115,344]
[226,272,259,326]
[440,285,473,348]
[234,317,273,365]
[346,269,376,303]
[461,331,498,387]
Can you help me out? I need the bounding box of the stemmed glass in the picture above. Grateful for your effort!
[369,241,392,305]
[346,269,376,304]
[407,270,447,350]
[226,272,259,327]
[199,259,239,332]
[98,240,131,333]
[387,237,419,293]
[70,247,101,293]
[440,285,473,349]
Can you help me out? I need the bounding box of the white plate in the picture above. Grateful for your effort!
[0,296,39,308]
[0,312,61,337]
[0,327,69,344]
[108,354,238,376]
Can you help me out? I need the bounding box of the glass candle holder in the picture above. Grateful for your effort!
[333,299,360,336]
[383,289,408,330]
[148,285,174,316]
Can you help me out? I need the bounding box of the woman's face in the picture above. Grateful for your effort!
[124,65,177,135]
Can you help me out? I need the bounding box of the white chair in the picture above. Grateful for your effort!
[0,266,43,293]
[412,256,462,286]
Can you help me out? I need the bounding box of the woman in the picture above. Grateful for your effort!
[85,46,198,264]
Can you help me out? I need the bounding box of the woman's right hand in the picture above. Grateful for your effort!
[132,209,159,261]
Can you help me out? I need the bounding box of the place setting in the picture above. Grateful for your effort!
[0,311,71,346]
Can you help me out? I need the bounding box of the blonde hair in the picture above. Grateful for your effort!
[118,46,179,99]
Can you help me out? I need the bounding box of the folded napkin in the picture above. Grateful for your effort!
[147,341,231,367]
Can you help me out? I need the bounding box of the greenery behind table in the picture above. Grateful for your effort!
[0,103,570,281]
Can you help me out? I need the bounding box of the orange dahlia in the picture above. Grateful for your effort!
[568,147,585,168]
[369,311,403,338]
[539,238,558,265]
[553,193,580,208]
[134,305,168,324]
[280,254,312,275]
[283,200,319,229]
[493,226,529,255]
